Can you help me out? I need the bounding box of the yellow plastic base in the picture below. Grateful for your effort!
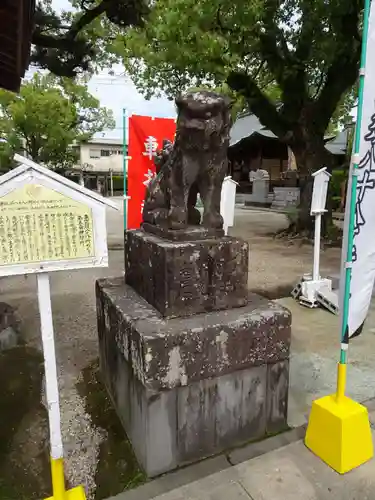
[44,458,86,500]
[305,393,373,474]
[45,485,86,500]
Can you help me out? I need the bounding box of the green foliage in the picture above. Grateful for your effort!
[0,73,114,170]
[112,175,125,191]
[285,206,299,225]
[115,0,361,138]
[329,168,347,211]
[330,169,347,199]
[345,124,355,162]
[32,0,149,77]
[116,0,261,98]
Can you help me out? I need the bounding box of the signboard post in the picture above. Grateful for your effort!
[299,167,333,308]
[0,154,118,500]
[292,167,338,314]
[310,167,331,283]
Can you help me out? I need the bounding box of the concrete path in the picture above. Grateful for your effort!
[112,406,375,500]
[280,297,375,428]
[149,437,375,500]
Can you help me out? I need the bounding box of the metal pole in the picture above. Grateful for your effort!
[123,109,129,230]
[313,213,321,282]
[110,169,114,197]
[338,0,372,388]
[37,272,65,500]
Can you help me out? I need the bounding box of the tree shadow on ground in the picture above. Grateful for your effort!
[251,284,294,300]
[0,345,51,500]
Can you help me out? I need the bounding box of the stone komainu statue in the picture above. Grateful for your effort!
[142,90,232,230]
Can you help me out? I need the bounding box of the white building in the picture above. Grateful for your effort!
[65,137,125,196]
[76,137,124,173]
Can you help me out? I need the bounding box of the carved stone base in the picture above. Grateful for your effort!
[96,277,292,477]
[125,229,249,318]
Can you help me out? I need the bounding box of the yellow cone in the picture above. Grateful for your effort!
[44,458,86,500]
[305,363,373,474]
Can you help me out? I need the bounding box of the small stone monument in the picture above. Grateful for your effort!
[96,91,292,477]
[251,168,270,205]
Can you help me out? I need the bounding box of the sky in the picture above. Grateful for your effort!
[35,0,177,139]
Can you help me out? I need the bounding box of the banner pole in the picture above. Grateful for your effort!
[338,0,372,389]
[305,4,374,469]
[123,108,129,231]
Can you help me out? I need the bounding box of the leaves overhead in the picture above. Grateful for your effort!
[116,0,361,138]
[31,0,150,77]
[0,73,115,170]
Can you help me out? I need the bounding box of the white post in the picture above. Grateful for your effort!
[37,273,63,461]
[313,213,322,281]
[220,176,238,236]
[110,170,114,197]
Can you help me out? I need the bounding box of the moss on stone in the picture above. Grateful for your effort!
[77,359,146,500]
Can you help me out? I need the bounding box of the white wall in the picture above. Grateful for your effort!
[78,143,124,173]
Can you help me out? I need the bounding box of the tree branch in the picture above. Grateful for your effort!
[312,71,326,99]
[313,3,361,132]
[227,71,290,140]
[258,1,290,80]
[294,5,314,63]
[32,2,107,46]
[69,2,108,39]
[31,0,149,76]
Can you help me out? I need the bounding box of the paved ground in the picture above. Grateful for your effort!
[112,404,375,500]
[137,428,375,500]
[283,297,375,427]
[1,198,374,500]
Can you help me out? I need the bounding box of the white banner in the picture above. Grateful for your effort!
[340,0,375,339]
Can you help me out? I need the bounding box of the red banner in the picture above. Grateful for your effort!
[127,115,176,229]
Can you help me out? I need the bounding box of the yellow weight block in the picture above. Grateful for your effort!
[44,458,86,500]
[305,364,373,474]
[45,486,86,500]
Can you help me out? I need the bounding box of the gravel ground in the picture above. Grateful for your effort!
[0,200,342,499]
[231,207,341,295]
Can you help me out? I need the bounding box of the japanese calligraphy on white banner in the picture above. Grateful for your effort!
[340,0,375,339]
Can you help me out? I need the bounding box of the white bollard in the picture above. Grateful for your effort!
[220,176,238,235]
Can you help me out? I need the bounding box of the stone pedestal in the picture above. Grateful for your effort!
[125,229,249,318]
[97,227,292,477]
[271,187,300,209]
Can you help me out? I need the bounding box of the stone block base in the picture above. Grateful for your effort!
[96,278,291,477]
[125,229,249,318]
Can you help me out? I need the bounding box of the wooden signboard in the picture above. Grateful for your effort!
[0,155,118,277]
[0,154,118,500]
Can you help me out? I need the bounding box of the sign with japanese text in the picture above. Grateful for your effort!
[0,155,118,277]
[0,184,94,266]
[127,115,176,229]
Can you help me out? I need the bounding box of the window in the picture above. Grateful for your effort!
[101,149,110,157]
[89,149,100,159]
